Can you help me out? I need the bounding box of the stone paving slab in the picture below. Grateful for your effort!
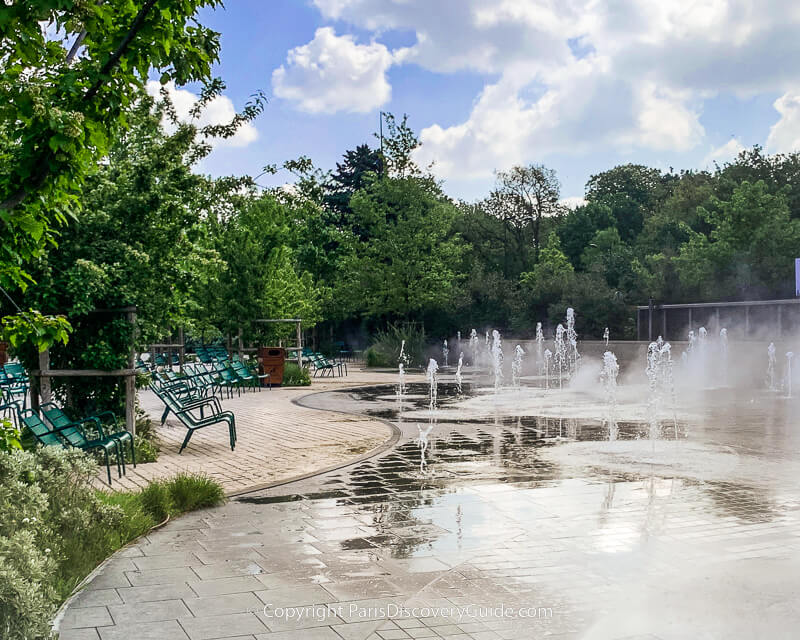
[97,368,414,493]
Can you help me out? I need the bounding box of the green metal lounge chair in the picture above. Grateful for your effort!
[2,363,29,410]
[155,387,236,453]
[211,362,244,398]
[41,402,135,471]
[230,360,270,391]
[19,408,122,485]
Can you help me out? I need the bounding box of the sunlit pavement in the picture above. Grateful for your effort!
[94,368,411,494]
[65,374,800,639]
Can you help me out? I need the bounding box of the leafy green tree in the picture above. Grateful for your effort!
[585,164,676,240]
[211,194,322,343]
[557,202,614,267]
[324,144,383,218]
[340,177,465,320]
[1,0,227,354]
[674,180,800,299]
[517,233,574,325]
[19,87,258,412]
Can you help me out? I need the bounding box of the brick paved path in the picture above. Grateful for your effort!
[98,368,413,494]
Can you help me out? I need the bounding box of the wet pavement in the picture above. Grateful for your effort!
[60,374,800,640]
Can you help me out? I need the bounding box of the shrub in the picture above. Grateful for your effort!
[367,322,426,368]
[139,480,171,523]
[168,472,225,512]
[282,362,311,386]
[0,447,225,639]
[0,417,21,453]
[0,447,122,639]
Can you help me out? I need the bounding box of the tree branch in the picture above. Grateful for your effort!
[1,0,160,212]
[84,0,159,102]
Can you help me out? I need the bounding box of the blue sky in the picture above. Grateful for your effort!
[173,0,800,203]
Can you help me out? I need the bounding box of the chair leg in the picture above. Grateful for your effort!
[104,449,112,485]
[161,405,170,425]
[179,428,194,454]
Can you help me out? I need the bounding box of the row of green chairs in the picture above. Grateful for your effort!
[17,402,135,485]
[1,362,29,410]
[303,349,348,377]
[194,345,229,364]
[149,381,236,453]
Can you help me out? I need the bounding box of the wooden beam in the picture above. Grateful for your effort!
[32,369,137,377]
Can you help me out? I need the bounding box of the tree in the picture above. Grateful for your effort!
[487,164,562,261]
[324,144,383,217]
[1,0,230,349]
[212,195,322,343]
[376,113,430,180]
[556,202,614,267]
[339,178,466,320]
[518,233,574,323]
[585,164,675,240]
[19,87,260,412]
[674,180,800,299]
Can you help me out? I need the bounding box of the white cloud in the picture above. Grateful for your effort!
[304,0,800,183]
[272,27,392,114]
[703,138,746,166]
[767,91,800,153]
[560,196,587,210]
[146,81,258,148]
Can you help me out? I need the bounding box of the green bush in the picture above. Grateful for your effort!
[0,447,225,639]
[282,362,311,386]
[0,417,22,452]
[0,447,122,639]
[367,322,426,368]
[139,480,171,523]
[168,472,226,512]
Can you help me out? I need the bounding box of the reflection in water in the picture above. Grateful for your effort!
[255,380,798,562]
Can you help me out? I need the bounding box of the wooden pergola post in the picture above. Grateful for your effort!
[126,308,136,437]
[296,320,303,368]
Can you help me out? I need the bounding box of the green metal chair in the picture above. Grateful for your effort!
[19,408,122,485]
[230,360,270,391]
[41,402,136,472]
[153,387,236,453]
[2,363,29,410]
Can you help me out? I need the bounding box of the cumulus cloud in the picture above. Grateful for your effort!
[146,81,258,148]
[272,27,393,114]
[560,196,587,210]
[703,138,746,167]
[767,91,800,153]
[303,0,800,182]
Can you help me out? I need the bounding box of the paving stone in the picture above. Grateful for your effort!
[98,620,190,640]
[191,558,267,580]
[184,592,264,617]
[188,576,266,596]
[132,552,201,571]
[69,588,123,608]
[117,582,196,603]
[178,612,268,640]
[127,563,203,585]
[254,627,345,639]
[60,605,114,629]
[107,599,192,625]
[254,584,337,607]
[57,629,101,640]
